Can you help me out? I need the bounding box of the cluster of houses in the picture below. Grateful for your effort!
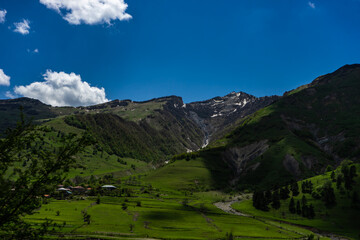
[51,184,117,197]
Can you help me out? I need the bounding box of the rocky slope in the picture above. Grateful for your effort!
[203,64,360,189]
[0,91,278,160]
[186,92,279,146]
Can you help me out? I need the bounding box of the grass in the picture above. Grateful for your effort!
[110,101,165,122]
[23,150,355,239]
[66,151,150,179]
[144,158,214,191]
[43,116,85,135]
[26,193,313,239]
[25,200,93,233]
[232,164,360,239]
[24,160,341,240]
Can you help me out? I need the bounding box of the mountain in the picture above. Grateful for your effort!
[0,92,277,162]
[1,64,359,191]
[186,92,279,146]
[200,64,360,190]
[0,98,57,132]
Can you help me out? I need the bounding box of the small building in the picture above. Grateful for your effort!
[101,185,117,190]
[71,186,86,194]
[57,187,72,195]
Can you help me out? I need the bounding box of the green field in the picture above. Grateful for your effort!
[232,164,360,239]
[26,192,326,239]
[22,158,340,240]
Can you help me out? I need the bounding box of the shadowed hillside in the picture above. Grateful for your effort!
[201,64,360,190]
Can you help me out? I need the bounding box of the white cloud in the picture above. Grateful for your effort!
[0,69,10,86]
[308,1,316,9]
[13,19,31,35]
[0,9,6,23]
[14,70,109,107]
[39,0,132,25]
[28,48,39,53]
[5,91,16,98]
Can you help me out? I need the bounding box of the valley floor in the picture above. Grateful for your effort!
[25,190,332,240]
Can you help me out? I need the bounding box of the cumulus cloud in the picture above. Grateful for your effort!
[308,1,316,9]
[14,70,109,107]
[5,91,16,98]
[0,9,6,23]
[34,48,39,53]
[0,69,10,86]
[13,19,31,35]
[39,0,132,25]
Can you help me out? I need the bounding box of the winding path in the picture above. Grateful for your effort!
[214,196,249,217]
[213,196,348,240]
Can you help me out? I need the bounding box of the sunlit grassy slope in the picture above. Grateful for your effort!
[232,164,360,239]
[26,187,328,239]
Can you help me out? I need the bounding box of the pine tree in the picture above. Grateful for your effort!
[349,165,357,179]
[252,191,259,208]
[308,204,315,219]
[330,171,336,182]
[265,190,272,205]
[336,174,343,189]
[308,181,313,193]
[280,186,290,200]
[289,197,296,214]
[296,200,301,215]
[302,204,308,218]
[341,164,353,190]
[322,183,336,208]
[253,191,269,211]
[302,195,307,206]
[271,190,281,210]
[290,182,299,196]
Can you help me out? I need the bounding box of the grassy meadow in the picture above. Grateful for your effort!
[232,164,360,239]
[23,157,337,239]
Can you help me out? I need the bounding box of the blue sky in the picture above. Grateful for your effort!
[0,0,360,106]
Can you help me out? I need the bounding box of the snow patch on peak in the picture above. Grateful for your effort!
[211,113,223,118]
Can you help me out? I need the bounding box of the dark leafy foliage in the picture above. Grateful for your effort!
[0,112,91,238]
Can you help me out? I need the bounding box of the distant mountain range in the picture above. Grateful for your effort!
[1,64,359,189]
[0,86,278,160]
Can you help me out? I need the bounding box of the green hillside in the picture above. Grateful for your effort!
[232,162,360,239]
[205,64,360,190]
[144,148,231,191]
